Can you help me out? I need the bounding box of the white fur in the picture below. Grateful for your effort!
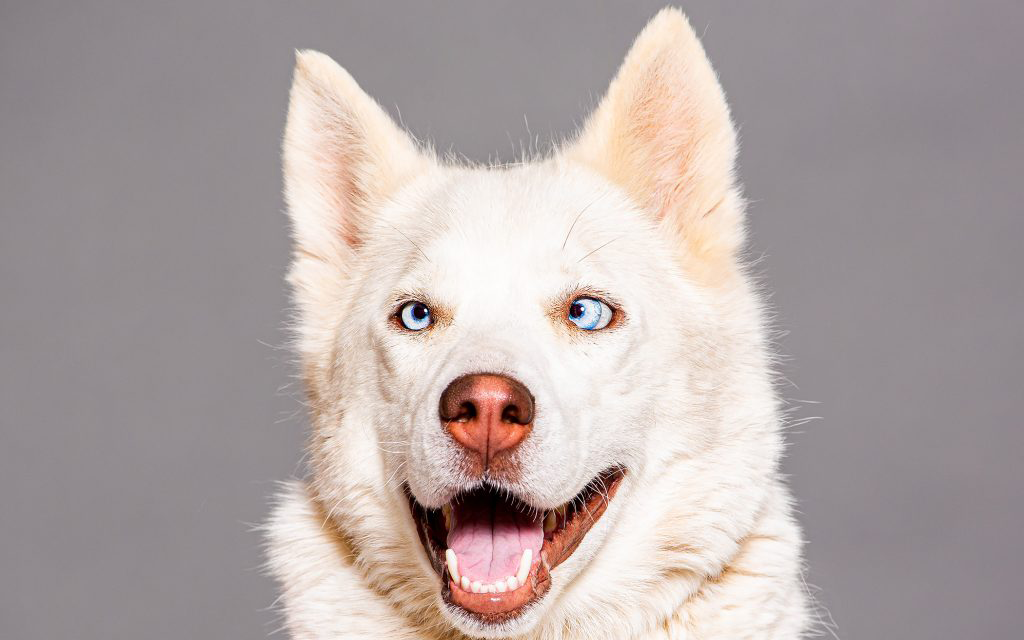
[267,8,810,639]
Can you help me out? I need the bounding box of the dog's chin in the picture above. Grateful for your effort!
[406,467,626,635]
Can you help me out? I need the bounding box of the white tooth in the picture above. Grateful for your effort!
[507,575,519,591]
[486,584,496,593]
[442,505,452,530]
[445,549,460,582]
[461,576,470,591]
[544,510,556,533]
[496,578,507,593]
[471,581,482,594]
[516,549,532,585]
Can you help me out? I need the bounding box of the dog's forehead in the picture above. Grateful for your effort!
[422,164,642,260]
[377,162,669,312]
[406,167,615,292]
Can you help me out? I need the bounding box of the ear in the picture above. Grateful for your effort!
[283,51,431,377]
[566,9,743,279]
[283,50,429,267]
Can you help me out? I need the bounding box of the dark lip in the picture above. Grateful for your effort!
[406,466,627,625]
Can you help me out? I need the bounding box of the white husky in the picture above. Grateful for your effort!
[266,8,809,639]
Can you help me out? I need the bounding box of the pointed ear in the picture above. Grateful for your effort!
[283,50,429,266]
[566,9,744,278]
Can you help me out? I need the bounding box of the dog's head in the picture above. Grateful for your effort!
[282,9,781,638]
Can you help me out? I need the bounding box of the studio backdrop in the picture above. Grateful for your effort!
[1,2,1021,639]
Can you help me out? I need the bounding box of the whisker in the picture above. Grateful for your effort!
[561,200,596,250]
[383,461,408,492]
[388,223,431,264]
[577,235,622,263]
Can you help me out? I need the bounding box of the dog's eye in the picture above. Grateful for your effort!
[568,297,613,331]
[398,301,433,331]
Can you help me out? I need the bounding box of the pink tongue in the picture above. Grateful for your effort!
[447,491,543,583]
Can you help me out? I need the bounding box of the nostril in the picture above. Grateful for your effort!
[501,403,524,424]
[457,401,476,422]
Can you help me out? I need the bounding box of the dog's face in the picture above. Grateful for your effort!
[373,165,674,508]
[283,9,780,639]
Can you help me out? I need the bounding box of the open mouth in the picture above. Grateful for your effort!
[407,467,625,624]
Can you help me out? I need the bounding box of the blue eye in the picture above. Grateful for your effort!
[398,301,433,331]
[568,297,614,331]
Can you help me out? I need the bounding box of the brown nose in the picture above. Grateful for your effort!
[439,373,534,472]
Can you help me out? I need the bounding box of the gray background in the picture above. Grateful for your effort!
[2,1,1021,638]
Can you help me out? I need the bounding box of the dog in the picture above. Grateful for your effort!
[266,8,810,639]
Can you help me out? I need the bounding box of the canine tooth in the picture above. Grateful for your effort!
[471,581,482,594]
[507,575,519,591]
[461,576,470,591]
[496,578,507,593]
[442,505,452,529]
[445,549,460,582]
[516,549,532,585]
[544,510,556,533]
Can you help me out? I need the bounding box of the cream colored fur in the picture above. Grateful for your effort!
[267,8,810,639]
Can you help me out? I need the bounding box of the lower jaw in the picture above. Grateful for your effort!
[443,562,550,622]
[410,467,626,625]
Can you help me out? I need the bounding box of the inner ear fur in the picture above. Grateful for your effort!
[283,50,430,267]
